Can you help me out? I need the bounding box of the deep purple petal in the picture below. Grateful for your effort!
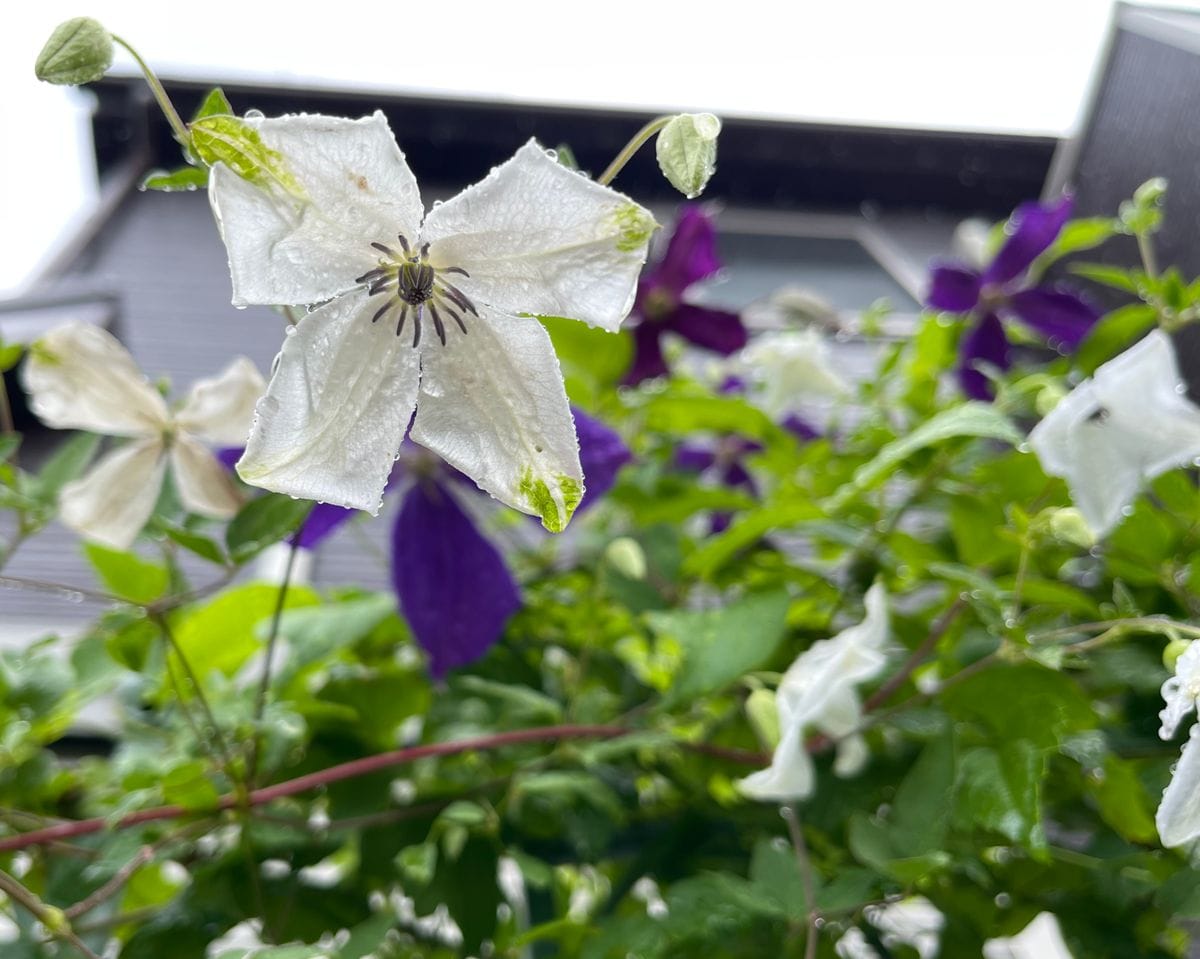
[983,195,1073,286]
[1005,286,1100,348]
[216,447,243,471]
[709,511,733,534]
[294,502,359,549]
[781,413,821,441]
[957,312,1012,400]
[653,206,723,294]
[718,375,747,395]
[391,481,521,679]
[722,460,757,493]
[675,444,718,473]
[624,323,670,384]
[925,264,982,312]
[668,304,748,355]
[572,407,632,510]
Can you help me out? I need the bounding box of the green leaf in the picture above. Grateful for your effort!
[1075,303,1157,374]
[957,743,1046,851]
[648,590,790,703]
[643,393,781,443]
[684,497,821,578]
[1069,262,1140,294]
[170,583,319,679]
[271,594,395,679]
[889,727,956,858]
[539,315,632,403]
[160,760,219,810]
[749,837,814,920]
[35,17,113,85]
[832,403,1022,507]
[656,113,721,198]
[943,664,1095,750]
[141,166,209,192]
[83,543,169,604]
[0,435,19,464]
[1043,217,1118,259]
[1090,754,1157,844]
[190,115,306,198]
[161,524,225,564]
[225,494,313,562]
[191,87,233,121]
[30,432,101,502]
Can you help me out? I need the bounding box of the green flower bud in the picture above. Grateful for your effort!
[35,17,113,86]
[655,113,721,199]
[1047,507,1095,549]
[1164,637,1191,672]
[605,536,647,580]
[1035,381,1067,417]
[745,688,780,750]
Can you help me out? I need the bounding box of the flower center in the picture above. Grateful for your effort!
[355,234,479,348]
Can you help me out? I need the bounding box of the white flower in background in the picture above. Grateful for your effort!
[739,327,850,417]
[1155,642,1200,847]
[208,111,655,531]
[738,583,889,802]
[1028,330,1200,537]
[835,896,945,959]
[982,912,1074,959]
[22,323,264,550]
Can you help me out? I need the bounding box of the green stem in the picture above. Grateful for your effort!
[109,34,190,149]
[780,806,820,959]
[597,116,673,187]
[249,539,300,787]
[0,868,101,959]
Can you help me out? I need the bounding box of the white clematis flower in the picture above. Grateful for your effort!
[982,912,1075,959]
[1028,330,1200,537]
[1155,641,1200,847]
[207,111,656,530]
[836,896,944,959]
[22,323,264,550]
[738,583,889,802]
[739,327,850,417]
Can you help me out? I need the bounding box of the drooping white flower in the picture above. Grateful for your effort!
[864,897,944,959]
[1028,330,1200,537]
[739,327,850,417]
[22,323,263,550]
[207,111,656,531]
[982,912,1074,959]
[738,583,889,802]
[1155,641,1200,847]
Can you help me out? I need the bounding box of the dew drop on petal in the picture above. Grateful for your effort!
[1016,442,1030,454]
[1177,383,1189,394]
[245,108,265,119]
[1121,504,1135,517]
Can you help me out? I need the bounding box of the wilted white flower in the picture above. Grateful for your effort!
[208,111,655,530]
[982,911,1074,959]
[738,583,889,802]
[865,896,944,959]
[22,323,263,549]
[1156,641,1200,847]
[1028,330,1200,537]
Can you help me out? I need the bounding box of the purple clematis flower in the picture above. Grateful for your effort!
[926,195,1100,400]
[625,206,748,384]
[294,407,630,677]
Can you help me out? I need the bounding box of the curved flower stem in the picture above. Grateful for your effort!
[780,806,820,959]
[109,34,190,150]
[249,538,301,787]
[597,116,673,187]
[0,868,101,959]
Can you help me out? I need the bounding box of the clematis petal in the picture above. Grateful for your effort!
[59,439,166,550]
[175,357,265,445]
[1006,287,1099,347]
[983,913,1075,959]
[391,479,521,678]
[1160,642,1200,739]
[625,324,670,384]
[22,323,168,437]
[1028,330,1200,536]
[736,721,815,802]
[1157,722,1200,847]
[410,308,583,532]
[957,312,1011,400]
[668,304,748,355]
[652,205,723,293]
[925,263,982,312]
[420,140,657,332]
[982,195,1073,287]
[573,407,632,510]
[674,443,718,473]
[237,290,420,513]
[170,434,243,519]
[208,111,424,307]
[741,328,851,417]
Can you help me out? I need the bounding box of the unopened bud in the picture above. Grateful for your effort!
[35,18,113,86]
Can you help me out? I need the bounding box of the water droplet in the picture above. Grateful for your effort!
[245,108,265,119]
[995,893,1012,908]
[1016,442,1030,454]
[1121,504,1135,517]
[545,148,558,160]
[1177,383,1188,394]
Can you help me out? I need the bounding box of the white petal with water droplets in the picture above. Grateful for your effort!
[237,291,420,512]
[1029,330,1200,536]
[1160,641,1200,740]
[22,323,168,437]
[410,307,582,532]
[209,111,424,307]
[421,140,656,332]
[175,356,265,445]
[171,434,243,518]
[1158,722,1200,847]
[59,438,166,550]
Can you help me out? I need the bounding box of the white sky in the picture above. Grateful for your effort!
[1,0,1196,293]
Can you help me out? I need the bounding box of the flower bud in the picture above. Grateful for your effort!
[1164,638,1191,672]
[35,18,113,86]
[745,688,780,750]
[605,536,647,580]
[656,113,721,199]
[1046,507,1095,549]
